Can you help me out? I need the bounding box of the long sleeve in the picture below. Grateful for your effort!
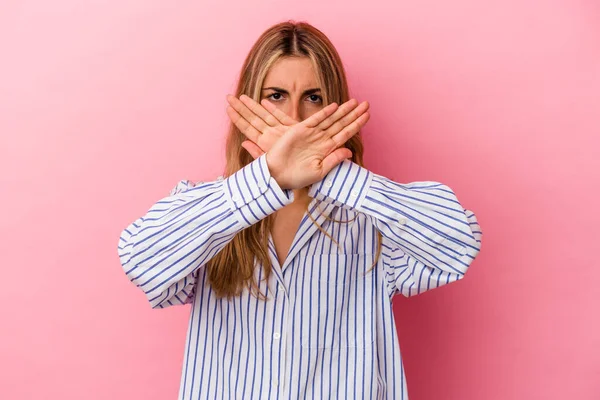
[307,159,482,298]
[117,153,294,309]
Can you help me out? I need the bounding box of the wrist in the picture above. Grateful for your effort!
[265,152,287,189]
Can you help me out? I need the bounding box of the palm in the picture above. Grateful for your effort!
[268,122,341,188]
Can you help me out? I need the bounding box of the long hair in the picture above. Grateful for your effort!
[207,20,383,300]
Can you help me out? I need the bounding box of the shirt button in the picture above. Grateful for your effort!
[398,218,407,225]
[350,190,359,197]
[232,194,239,202]
[278,284,285,292]
[324,180,333,188]
[273,332,281,340]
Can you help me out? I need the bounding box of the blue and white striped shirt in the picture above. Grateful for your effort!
[118,153,482,399]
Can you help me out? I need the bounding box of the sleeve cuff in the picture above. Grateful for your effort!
[307,159,373,210]
[223,153,295,227]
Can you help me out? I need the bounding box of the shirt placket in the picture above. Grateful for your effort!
[269,277,290,399]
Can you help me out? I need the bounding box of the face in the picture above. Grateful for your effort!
[260,57,324,122]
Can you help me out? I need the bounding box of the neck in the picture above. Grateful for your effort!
[293,187,311,205]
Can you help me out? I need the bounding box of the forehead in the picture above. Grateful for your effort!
[263,57,318,90]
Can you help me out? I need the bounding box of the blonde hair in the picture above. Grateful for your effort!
[207,20,382,300]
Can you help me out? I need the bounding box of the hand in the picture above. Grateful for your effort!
[226,94,298,159]
[263,99,370,190]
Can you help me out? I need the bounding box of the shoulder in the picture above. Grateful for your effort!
[169,176,225,196]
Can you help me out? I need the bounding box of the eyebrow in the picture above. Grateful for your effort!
[261,87,321,96]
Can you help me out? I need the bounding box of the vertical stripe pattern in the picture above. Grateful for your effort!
[117,154,483,399]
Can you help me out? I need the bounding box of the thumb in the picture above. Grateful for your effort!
[241,140,265,159]
[321,148,352,176]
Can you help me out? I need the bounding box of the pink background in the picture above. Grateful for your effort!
[1,1,599,399]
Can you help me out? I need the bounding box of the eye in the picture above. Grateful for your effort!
[307,94,323,104]
[266,92,284,101]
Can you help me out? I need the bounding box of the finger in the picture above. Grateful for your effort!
[241,95,298,126]
[226,105,262,144]
[317,98,360,131]
[321,147,353,176]
[330,112,370,147]
[260,99,299,125]
[239,94,282,127]
[227,94,270,133]
[302,102,339,128]
[241,140,265,159]
[324,100,369,137]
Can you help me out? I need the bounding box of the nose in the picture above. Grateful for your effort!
[288,102,301,122]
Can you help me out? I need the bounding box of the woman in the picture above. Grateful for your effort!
[118,20,482,400]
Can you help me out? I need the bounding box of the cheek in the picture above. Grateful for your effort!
[267,101,290,115]
[301,104,324,120]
